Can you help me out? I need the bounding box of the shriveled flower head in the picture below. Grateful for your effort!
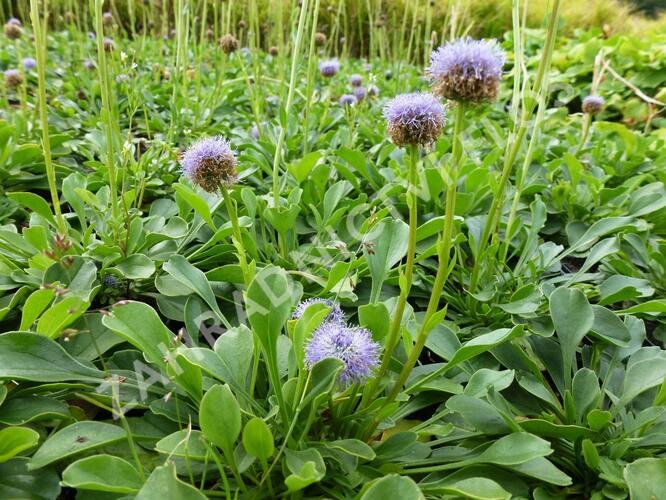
[219,34,239,54]
[350,73,362,87]
[22,57,37,70]
[181,136,237,192]
[292,298,345,324]
[339,94,357,107]
[582,95,605,115]
[385,70,392,81]
[102,12,114,25]
[268,46,278,56]
[314,32,327,47]
[4,21,22,39]
[4,69,23,89]
[103,37,116,51]
[84,59,95,70]
[368,84,379,97]
[383,92,445,147]
[305,322,379,385]
[319,59,339,78]
[428,37,506,103]
[352,86,366,102]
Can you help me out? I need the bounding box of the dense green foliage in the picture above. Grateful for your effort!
[0,1,665,499]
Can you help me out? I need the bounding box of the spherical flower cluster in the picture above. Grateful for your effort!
[84,59,95,70]
[269,46,278,56]
[219,34,239,54]
[4,21,22,39]
[383,92,446,147]
[582,95,605,115]
[352,86,366,102]
[339,94,357,107]
[103,37,116,51]
[305,322,380,385]
[315,32,327,47]
[102,11,114,25]
[4,69,23,89]
[428,37,506,103]
[350,74,362,87]
[22,57,37,70]
[319,59,340,78]
[7,17,21,26]
[292,298,345,324]
[181,136,237,192]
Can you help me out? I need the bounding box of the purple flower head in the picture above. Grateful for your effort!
[181,136,237,192]
[350,73,362,87]
[7,17,22,27]
[102,11,114,25]
[428,37,506,103]
[4,69,23,89]
[115,73,129,83]
[352,86,366,102]
[84,59,95,70]
[292,298,345,324]
[319,59,339,78]
[305,322,379,385]
[339,94,357,107]
[88,32,96,40]
[582,95,605,115]
[22,57,37,70]
[103,37,116,51]
[251,124,260,139]
[383,92,446,147]
[367,84,380,97]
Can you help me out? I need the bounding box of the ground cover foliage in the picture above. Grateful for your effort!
[0,0,666,498]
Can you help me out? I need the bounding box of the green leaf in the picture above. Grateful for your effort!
[284,448,326,493]
[29,421,126,469]
[618,299,666,315]
[102,301,173,367]
[61,455,142,493]
[0,427,40,463]
[246,266,293,354]
[590,305,631,347]
[7,192,56,226]
[0,458,61,500]
[619,355,666,409]
[36,296,89,339]
[174,183,215,230]
[360,474,425,500]
[163,255,227,326]
[468,433,552,466]
[0,332,104,382]
[155,429,208,460]
[0,396,71,425]
[358,302,391,342]
[446,395,511,434]
[320,439,375,461]
[624,458,666,500]
[424,477,510,500]
[114,254,156,280]
[136,462,207,500]
[199,385,241,455]
[506,457,572,486]
[242,417,274,461]
[19,288,56,330]
[299,358,344,410]
[363,218,409,302]
[549,288,593,388]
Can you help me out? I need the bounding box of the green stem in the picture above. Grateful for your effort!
[469,0,560,292]
[30,0,66,236]
[374,103,466,426]
[220,183,253,288]
[362,145,419,406]
[271,0,311,208]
